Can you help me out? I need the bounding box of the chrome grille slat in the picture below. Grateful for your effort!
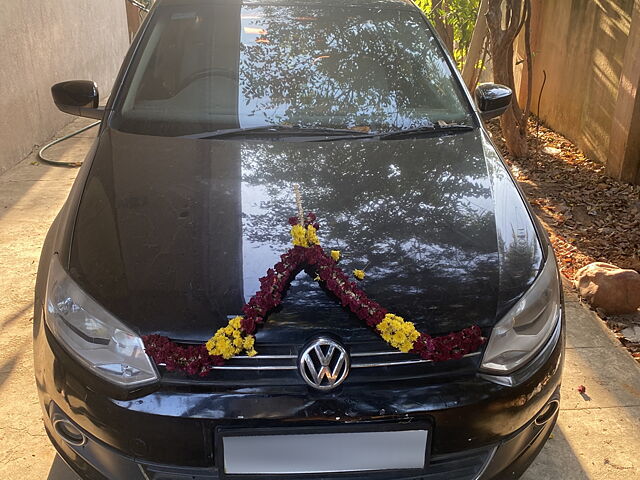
[231,354,297,359]
[351,350,400,357]
[211,365,298,371]
[157,351,480,371]
[353,351,481,367]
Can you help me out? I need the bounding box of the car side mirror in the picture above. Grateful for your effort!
[475,83,512,120]
[51,80,104,120]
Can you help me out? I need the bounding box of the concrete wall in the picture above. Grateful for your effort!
[517,0,640,184]
[0,0,130,174]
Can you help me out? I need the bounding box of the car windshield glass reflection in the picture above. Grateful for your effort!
[114,1,472,137]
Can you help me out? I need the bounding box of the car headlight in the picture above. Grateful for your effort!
[44,255,158,387]
[480,250,561,374]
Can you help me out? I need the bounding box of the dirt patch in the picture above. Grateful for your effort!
[488,119,640,362]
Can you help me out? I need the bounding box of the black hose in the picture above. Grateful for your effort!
[37,121,100,168]
[535,69,547,155]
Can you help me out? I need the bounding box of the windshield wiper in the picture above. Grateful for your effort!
[377,122,474,140]
[182,123,473,141]
[182,125,376,140]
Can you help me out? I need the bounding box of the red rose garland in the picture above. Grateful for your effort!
[143,212,485,376]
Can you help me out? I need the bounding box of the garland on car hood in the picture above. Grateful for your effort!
[143,191,485,376]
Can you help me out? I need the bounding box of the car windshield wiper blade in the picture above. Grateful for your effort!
[377,122,474,140]
[182,125,376,140]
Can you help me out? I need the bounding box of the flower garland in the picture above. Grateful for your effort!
[143,208,485,376]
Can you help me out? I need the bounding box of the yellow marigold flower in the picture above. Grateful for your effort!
[330,250,341,261]
[380,331,392,343]
[206,318,259,359]
[290,224,308,247]
[290,223,321,247]
[353,269,365,280]
[229,316,242,329]
[376,313,419,353]
[306,224,320,245]
[206,331,237,359]
[243,335,255,350]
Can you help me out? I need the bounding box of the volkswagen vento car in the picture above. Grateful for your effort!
[34,0,564,479]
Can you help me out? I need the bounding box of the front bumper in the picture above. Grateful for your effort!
[45,397,558,480]
[34,310,564,480]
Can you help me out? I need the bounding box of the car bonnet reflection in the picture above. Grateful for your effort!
[69,129,541,344]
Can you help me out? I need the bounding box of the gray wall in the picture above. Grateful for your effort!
[0,0,130,174]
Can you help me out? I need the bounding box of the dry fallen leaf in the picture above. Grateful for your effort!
[489,119,640,360]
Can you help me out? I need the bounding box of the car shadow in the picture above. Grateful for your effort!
[522,423,590,479]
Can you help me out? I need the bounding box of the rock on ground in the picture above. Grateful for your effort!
[574,262,640,314]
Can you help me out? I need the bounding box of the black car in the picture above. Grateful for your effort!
[34,0,564,479]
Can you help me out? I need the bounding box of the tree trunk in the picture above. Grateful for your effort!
[462,0,490,88]
[431,1,455,54]
[493,46,528,158]
[486,0,529,159]
[470,41,489,89]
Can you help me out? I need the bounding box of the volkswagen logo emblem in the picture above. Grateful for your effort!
[298,336,350,391]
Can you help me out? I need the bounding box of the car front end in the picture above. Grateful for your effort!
[35,0,564,478]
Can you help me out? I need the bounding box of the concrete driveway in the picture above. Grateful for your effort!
[1,119,639,479]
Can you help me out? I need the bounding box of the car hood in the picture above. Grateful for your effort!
[68,128,542,344]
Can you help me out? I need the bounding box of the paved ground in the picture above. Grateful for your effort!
[1,118,639,479]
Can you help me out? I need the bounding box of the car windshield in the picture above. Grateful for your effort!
[112,0,473,137]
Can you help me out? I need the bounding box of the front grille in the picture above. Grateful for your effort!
[159,342,481,386]
[140,446,495,480]
[180,349,480,370]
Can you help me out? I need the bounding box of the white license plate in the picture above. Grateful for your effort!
[221,428,429,475]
